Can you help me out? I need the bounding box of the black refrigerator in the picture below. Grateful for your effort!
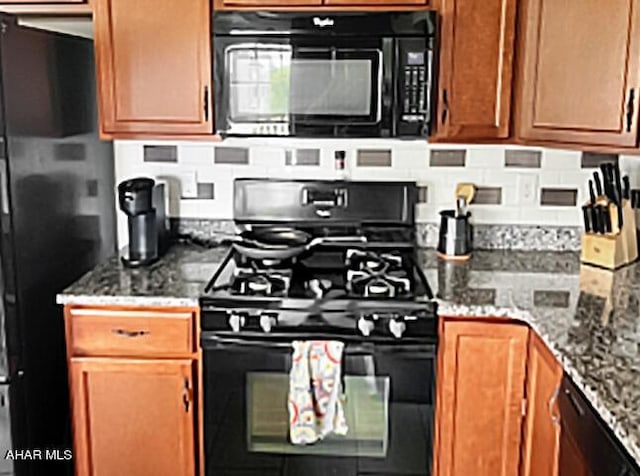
[0,14,116,476]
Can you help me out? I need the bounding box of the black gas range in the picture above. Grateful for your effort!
[199,179,437,476]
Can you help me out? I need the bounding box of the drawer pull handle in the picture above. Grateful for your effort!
[111,329,149,338]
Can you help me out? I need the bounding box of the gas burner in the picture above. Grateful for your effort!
[231,268,291,296]
[345,249,412,298]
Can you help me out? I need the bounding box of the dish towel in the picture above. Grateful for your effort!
[288,340,348,445]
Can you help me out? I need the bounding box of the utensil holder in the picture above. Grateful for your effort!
[581,200,638,269]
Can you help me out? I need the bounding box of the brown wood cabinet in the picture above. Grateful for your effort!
[521,332,563,476]
[516,0,640,148]
[435,0,517,140]
[93,0,212,137]
[65,305,199,476]
[432,319,528,476]
[70,358,195,476]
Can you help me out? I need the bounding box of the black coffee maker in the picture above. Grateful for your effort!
[118,177,168,267]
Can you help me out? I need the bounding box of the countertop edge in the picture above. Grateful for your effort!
[56,294,200,308]
[438,301,640,466]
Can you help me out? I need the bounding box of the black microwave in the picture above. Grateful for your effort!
[213,11,438,138]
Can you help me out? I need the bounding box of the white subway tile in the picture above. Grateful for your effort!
[541,149,581,170]
[465,147,504,169]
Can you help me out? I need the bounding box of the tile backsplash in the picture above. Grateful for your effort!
[113,138,640,247]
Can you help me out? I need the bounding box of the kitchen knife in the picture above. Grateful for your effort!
[601,163,615,202]
[593,205,603,233]
[588,179,596,204]
[582,205,593,233]
[613,163,623,200]
[601,205,612,233]
[622,175,631,200]
[593,171,603,197]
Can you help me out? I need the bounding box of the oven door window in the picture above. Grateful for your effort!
[225,44,382,126]
[247,372,390,457]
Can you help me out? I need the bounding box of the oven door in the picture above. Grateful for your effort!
[201,332,436,476]
[214,37,388,137]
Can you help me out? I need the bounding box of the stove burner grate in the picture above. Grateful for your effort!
[345,250,412,298]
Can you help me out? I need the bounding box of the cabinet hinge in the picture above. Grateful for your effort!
[521,398,527,417]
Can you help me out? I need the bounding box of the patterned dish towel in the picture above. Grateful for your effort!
[288,340,348,445]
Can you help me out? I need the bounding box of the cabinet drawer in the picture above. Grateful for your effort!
[68,309,194,357]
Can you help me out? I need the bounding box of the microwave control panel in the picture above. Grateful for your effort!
[397,38,432,135]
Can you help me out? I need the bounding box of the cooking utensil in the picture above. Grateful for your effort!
[232,233,367,261]
[454,183,476,218]
[455,183,476,203]
[240,227,312,247]
[601,205,612,233]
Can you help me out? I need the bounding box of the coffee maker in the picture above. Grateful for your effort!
[118,177,168,267]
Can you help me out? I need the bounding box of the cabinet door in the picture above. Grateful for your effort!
[324,0,428,6]
[517,0,640,147]
[70,358,195,476]
[435,0,516,140]
[433,320,528,476]
[94,0,212,136]
[521,333,563,476]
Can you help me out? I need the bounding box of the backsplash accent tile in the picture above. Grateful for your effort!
[582,152,619,168]
[533,290,570,308]
[143,145,177,163]
[196,183,215,200]
[418,186,428,203]
[540,188,578,207]
[357,149,392,167]
[474,187,502,205]
[430,149,466,167]
[294,149,321,166]
[214,147,249,165]
[505,150,542,168]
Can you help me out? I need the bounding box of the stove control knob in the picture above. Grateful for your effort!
[228,313,245,333]
[260,313,277,333]
[358,316,375,337]
[389,319,407,339]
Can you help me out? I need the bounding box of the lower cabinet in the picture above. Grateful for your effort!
[64,305,199,476]
[433,319,529,476]
[521,332,563,476]
[69,358,196,476]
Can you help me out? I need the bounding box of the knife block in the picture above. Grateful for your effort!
[581,200,638,269]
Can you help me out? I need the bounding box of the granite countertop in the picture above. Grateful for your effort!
[58,245,640,464]
[56,244,230,307]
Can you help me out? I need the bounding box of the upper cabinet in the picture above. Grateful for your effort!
[0,0,90,14]
[516,0,640,148]
[435,0,517,140]
[93,0,212,137]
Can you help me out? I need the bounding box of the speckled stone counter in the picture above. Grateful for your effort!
[58,244,640,464]
[56,244,230,307]
[420,250,640,465]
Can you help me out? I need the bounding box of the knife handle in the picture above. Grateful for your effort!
[622,175,631,200]
[582,206,593,233]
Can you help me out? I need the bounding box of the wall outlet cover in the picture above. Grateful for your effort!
[517,174,538,205]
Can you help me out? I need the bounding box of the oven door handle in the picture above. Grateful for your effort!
[201,333,436,356]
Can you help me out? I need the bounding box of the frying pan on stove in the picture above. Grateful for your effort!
[233,227,366,260]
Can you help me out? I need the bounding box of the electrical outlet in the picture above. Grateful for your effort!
[517,174,538,205]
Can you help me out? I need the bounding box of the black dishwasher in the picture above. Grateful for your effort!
[558,374,639,476]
